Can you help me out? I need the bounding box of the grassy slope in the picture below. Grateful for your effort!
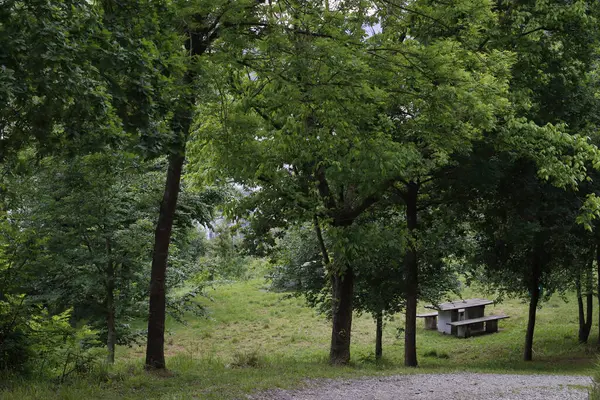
[2,279,598,399]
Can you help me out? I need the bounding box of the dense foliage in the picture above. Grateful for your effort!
[4,0,600,384]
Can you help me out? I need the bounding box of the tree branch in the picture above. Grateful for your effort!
[315,164,337,211]
[336,178,398,224]
[313,215,330,265]
[517,26,548,39]
[378,0,452,31]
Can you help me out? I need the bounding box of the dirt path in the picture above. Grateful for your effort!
[247,373,592,400]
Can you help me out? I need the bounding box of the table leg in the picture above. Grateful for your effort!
[485,319,498,333]
[424,316,437,330]
[450,310,460,335]
[457,325,470,338]
[465,306,485,332]
[437,311,453,334]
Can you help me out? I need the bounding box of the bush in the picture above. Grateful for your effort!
[0,295,102,380]
[0,295,31,373]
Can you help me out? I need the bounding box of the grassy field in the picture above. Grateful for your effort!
[2,278,599,399]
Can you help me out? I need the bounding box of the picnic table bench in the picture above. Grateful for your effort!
[448,314,509,338]
[416,312,438,330]
[425,298,509,337]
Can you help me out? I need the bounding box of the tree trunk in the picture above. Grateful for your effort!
[524,284,539,361]
[404,283,418,367]
[375,311,383,360]
[404,181,419,367]
[577,275,586,343]
[584,290,593,343]
[105,239,116,364]
[143,18,220,370]
[597,242,600,347]
[524,255,541,361]
[106,290,116,364]
[329,265,354,365]
[145,150,187,370]
[581,253,594,343]
[315,215,354,365]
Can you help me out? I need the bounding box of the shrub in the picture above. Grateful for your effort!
[0,295,31,373]
[0,295,102,380]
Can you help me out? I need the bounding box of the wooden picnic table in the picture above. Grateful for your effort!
[425,298,494,336]
[448,315,509,338]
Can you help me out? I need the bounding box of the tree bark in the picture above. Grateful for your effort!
[106,279,116,364]
[145,150,187,370]
[329,265,354,365]
[524,252,541,361]
[404,181,419,367]
[582,253,594,343]
[315,215,354,365]
[375,311,383,360]
[524,283,539,361]
[106,289,116,364]
[577,287,592,344]
[313,215,330,265]
[577,275,586,343]
[315,174,359,365]
[585,290,593,343]
[105,239,116,364]
[597,242,600,347]
[578,250,595,344]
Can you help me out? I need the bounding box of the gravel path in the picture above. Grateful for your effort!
[248,373,592,400]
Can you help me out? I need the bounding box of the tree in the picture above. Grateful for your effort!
[145,0,262,369]
[2,0,214,368]
[194,0,517,366]
[485,0,600,360]
[349,217,407,361]
[1,152,164,363]
[417,0,600,362]
[458,155,581,361]
[196,0,407,364]
[368,0,518,366]
[341,207,462,361]
[0,150,220,365]
[266,216,408,361]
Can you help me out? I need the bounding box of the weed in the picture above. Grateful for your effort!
[590,381,600,400]
[230,350,262,368]
[423,350,450,359]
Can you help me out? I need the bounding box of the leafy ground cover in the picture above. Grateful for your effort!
[2,279,597,400]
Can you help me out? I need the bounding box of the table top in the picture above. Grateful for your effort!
[425,298,494,311]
